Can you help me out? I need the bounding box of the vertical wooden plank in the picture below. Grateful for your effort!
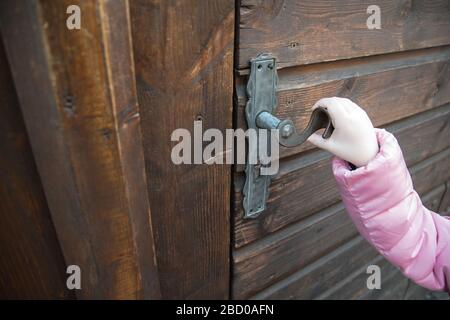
[130,0,234,299]
[0,36,72,299]
[0,0,160,299]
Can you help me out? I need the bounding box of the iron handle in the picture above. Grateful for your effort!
[255,108,334,147]
[243,53,334,218]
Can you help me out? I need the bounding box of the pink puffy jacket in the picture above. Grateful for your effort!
[332,128,450,293]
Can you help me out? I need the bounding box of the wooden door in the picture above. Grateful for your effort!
[0,0,233,299]
[1,0,450,301]
[232,0,450,299]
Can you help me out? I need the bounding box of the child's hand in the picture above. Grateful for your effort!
[307,97,379,167]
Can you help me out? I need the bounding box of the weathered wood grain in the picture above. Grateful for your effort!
[130,0,234,299]
[424,184,449,214]
[249,185,446,299]
[405,281,450,300]
[234,0,450,301]
[233,202,357,298]
[0,0,160,299]
[235,48,450,162]
[251,237,378,299]
[0,36,72,299]
[439,181,450,215]
[238,0,450,69]
[234,104,450,248]
[404,282,430,300]
[320,256,404,300]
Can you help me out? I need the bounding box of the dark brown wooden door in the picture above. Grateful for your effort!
[0,0,234,299]
[232,0,450,299]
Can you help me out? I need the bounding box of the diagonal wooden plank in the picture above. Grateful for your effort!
[0,35,72,299]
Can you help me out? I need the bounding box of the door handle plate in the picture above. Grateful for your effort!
[243,54,334,219]
[243,54,277,219]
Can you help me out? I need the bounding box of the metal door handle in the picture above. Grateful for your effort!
[243,54,334,218]
[255,108,334,147]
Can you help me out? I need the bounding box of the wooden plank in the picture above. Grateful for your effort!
[0,0,160,299]
[411,149,450,195]
[0,36,72,299]
[317,256,396,299]
[233,168,448,298]
[238,0,450,69]
[403,278,449,300]
[405,280,450,300]
[404,281,430,300]
[369,273,410,300]
[129,0,234,299]
[249,185,446,299]
[423,184,449,214]
[439,181,450,215]
[328,259,409,300]
[233,203,358,298]
[234,104,450,248]
[235,48,450,161]
[420,291,450,300]
[251,237,379,299]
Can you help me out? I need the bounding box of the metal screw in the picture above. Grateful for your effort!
[280,124,294,138]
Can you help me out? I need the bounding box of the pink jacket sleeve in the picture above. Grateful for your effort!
[332,128,450,292]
